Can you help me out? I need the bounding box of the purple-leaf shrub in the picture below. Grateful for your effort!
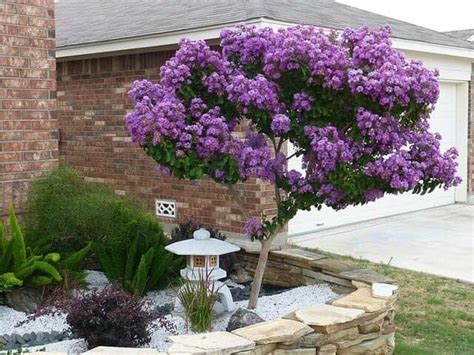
[66,286,167,349]
[126,24,460,241]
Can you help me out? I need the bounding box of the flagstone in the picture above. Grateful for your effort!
[289,304,365,334]
[169,331,255,354]
[232,319,313,345]
[332,287,395,313]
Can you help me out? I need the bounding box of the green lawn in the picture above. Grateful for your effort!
[306,250,474,354]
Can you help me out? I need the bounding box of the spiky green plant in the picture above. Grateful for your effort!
[178,270,219,333]
[93,235,181,296]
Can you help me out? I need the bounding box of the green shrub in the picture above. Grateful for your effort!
[24,167,167,257]
[93,233,182,295]
[0,207,63,294]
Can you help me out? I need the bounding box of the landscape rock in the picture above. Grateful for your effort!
[83,347,163,354]
[4,287,43,313]
[337,334,392,354]
[232,319,314,345]
[234,343,276,354]
[309,259,354,274]
[227,308,265,332]
[336,332,380,349]
[300,327,359,347]
[318,344,337,355]
[230,268,253,284]
[14,333,25,344]
[302,269,354,288]
[372,283,398,299]
[271,248,326,264]
[169,331,255,354]
[167,343,206,354]
[272,348,316,354]
[289,304,365,334]
[332,287,395,313]
[386,332,395,347]
[154,302,174,317]
[359,321,382,334]
[276,339,301,350]
[339,269,394,284]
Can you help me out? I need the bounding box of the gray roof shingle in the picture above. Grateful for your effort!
[444,29,474,41]
[56,0,474,50]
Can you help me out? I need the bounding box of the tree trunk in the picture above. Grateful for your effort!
[247,237,273,309]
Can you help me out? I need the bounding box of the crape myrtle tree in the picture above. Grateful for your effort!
[126,25,461,309]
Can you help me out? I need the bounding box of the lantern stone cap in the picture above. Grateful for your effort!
[165,228,240,256]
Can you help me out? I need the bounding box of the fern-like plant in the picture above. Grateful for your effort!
[92,233,181,296]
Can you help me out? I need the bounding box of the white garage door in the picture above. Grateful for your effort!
[288,82,458,235]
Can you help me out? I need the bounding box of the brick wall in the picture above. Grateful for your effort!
[56,52,276,235]
[469,64,473,201]
[0,0,57,216]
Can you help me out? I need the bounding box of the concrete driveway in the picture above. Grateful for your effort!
[289,204,474,283]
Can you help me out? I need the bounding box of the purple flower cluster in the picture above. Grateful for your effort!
[356,107,407,153]
[260,26,348,89]
[244,217,264,239]
[271,114,291,134]
[365,132,461,191]
[225,74,281,113]
[343,26,439,108]
[126,24,461,239]
[304,126,353,177]
[292,92,314,112]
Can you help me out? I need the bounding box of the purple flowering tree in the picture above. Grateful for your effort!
[126,25,460,309]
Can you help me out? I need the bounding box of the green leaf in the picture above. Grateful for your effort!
[44,253,61,263]
[124,236,139,284]
[92,241,121,280]
[28,275,53,287]
[0,272,23,288]
[62,242,92,271]
[131,250,153,296]
[0,220,6,258]
[31,261,62,282]
[9,206,26,270]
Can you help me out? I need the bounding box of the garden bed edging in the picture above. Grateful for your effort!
[78,247,399,355]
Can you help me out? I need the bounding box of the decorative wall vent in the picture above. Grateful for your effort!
[155,199,176,218]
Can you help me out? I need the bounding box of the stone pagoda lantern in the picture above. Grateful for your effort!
[165,228,240,312]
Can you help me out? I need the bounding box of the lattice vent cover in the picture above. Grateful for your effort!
[155,199,176,218]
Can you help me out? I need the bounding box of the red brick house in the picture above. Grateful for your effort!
[0,0,57,215]
[2,0,473,238]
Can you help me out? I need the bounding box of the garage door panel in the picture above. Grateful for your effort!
[288,82,458,235]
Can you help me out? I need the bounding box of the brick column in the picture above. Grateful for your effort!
[0,0,57,216]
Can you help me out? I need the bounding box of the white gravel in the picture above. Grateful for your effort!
[0,270,337,353]
[84,270,109,287]
[26,339,87,354]
[148,283,336,352]
[0,305,67,336]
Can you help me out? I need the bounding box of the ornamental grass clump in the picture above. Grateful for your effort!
[178,271,218,333]
[126,25,461,308]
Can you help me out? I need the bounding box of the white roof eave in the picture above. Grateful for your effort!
[56,18,474,61]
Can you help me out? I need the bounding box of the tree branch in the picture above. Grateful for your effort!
[226,183,250,220]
